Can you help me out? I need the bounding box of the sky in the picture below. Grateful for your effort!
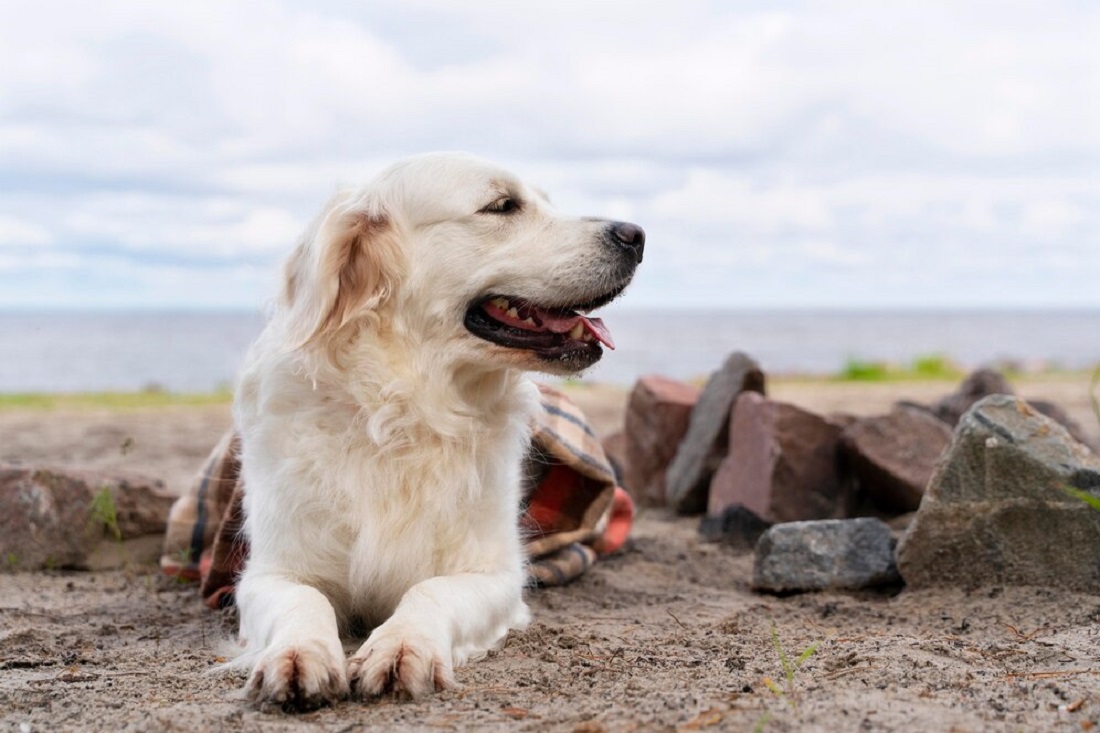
[0,1,1096,311]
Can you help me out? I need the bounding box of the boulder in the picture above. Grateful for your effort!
[932,368,1014,426]
[896,395,1100,592]
[665,352,765,514]
[698,504,772,550]
[753,518,900,593]
[839,406,953,514]
[707,392,851,523]
[0,464,175,571]
[623,375,700,505]
[1029,399,1097,452]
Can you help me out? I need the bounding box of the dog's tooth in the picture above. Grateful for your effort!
[491,297,510,310]
[523,317,536,326]
[507,307,519,318]
[568,322,585,340]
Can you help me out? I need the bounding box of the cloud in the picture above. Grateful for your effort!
[0,1,1096,308]
[0,214,52,248]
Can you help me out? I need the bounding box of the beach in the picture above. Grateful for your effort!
[1,374,1098,731]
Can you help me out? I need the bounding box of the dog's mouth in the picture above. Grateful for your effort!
[464,285,626,365]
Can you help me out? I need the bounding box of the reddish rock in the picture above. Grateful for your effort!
[623,375,701,505]
[707,392,850,523]
[839,406,953,513]
[0,464,175,571]
[665,352,766,514]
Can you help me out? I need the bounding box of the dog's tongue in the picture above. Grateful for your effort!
[539,310,615,350]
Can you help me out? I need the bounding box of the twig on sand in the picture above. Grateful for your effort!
[1003,669,1096,681]
[667,609,688,630]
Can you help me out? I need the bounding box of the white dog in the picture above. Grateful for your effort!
[232,153,644,710]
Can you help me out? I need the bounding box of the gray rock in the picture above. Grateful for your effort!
[623,375,700,505]
[699,504,772,550]
[707,392,851,523]
[665,352,765,514]
[896,395,1100,592]
[0,464,175,571]
[839,406,953,514]
[1029,399,1098,452]
[752,518,900,593]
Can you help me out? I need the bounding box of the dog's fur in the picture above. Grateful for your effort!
[232,153,642,709]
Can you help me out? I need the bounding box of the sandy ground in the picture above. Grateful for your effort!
[1,375,1098,732]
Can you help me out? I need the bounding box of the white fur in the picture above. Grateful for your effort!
[231,153,639,708]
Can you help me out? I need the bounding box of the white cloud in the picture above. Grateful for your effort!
[0,214,52,248]
[0,1,1096,309]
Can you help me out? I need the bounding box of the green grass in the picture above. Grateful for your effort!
[0,389,232,411]
[1063,485,1100,512]
[89,487,122,541]
[835,353,966,382]
[762,624,822,711]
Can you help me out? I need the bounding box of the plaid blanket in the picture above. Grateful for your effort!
[160,384,633,609]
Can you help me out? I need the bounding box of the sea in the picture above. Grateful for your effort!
[1,308,1098,393]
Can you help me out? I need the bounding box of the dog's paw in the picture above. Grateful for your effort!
[348,629,454,699]
[246,640,349,712]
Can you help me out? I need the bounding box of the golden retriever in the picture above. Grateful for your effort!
[232,152,643,709]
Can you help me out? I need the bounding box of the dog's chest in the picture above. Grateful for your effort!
[331,428,521,619]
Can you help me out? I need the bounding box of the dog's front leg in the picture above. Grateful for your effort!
[236,571,349,710]
[348,571,529,699]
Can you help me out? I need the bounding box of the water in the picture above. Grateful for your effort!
[1,309,1097,393]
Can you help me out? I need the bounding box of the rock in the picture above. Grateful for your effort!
[707,392,851,523]
[839,406,953,514]
[699,504,773,549]
[896,395,1100,592]
[1029,399,1098,452]
[665,352,766,514]
[623,375,700,505]
[600,431,628,484]
[932,368,1014,426]
[0,464,175,571]
[752,518,900,593]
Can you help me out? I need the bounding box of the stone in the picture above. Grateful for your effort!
[0,464,176,571]
[896,395,1100,592]
[623,375,700,505]
[665,352,766,514]
[839,406,953,514]
[698,504,772,550]
[932,368,1014,426]
[600,431,627,485]
[707,392,851,523]
[752,518,900,593]
[1029,399,1098,452]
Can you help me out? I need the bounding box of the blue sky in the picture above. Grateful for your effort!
[0,1,1096,310]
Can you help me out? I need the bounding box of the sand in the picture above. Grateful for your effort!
[1,375,1098,732]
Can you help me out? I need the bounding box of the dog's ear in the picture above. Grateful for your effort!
[281,194,404,349]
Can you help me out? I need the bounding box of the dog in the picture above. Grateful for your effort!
[231,153,644,710]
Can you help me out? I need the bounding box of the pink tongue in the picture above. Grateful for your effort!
[582,316,615,350]
[540,311,615,350]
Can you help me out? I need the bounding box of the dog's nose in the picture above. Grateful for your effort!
[608,221,645,263]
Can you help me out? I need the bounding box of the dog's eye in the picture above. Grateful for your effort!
[481,197,519,214]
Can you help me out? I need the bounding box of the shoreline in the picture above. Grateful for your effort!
[1,371,1095,499]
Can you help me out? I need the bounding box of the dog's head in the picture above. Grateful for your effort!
[280,153,643,375]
